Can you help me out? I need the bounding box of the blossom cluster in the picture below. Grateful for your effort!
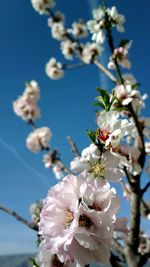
[13,80,40,122]
[11,1,150,267]
[37,174,128,267]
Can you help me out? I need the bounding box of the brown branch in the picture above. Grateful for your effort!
[111,238,125,260]
[58,160,73,175]
[0,204,38,231]
[67,136,80,157]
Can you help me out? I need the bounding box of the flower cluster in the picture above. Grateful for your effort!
[87,5,125,45]
[13,80,40,122]
[38,174,128,267]
[26,127,52,152]
[31,0,56,15]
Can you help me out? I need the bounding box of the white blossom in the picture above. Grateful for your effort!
[107,6,125,32]
[13,80,40,121]
[71,143,123,182]
[97,110,133,149]
[45,58,64,80]
[51,22,66,41]
[68,20,88,38]
[81,43,103,64]
[60,40,75,60]
[31,0,55,15]
[26,127,52,152]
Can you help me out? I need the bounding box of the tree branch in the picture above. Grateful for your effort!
[67,136,80,157]
[94,60,117,83]
[141,181,150,196]
[0,204,38,231]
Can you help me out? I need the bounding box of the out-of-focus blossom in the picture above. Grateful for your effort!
[68,20,88,38]
[122,73,136,86]
[60,40,75,60]
[51,22,67,41]
[108,42,132,70]
[81,43,103,64]
[26,127,52,152]
[107,6,125,32]
[87,6,125,44]
[31,0,55,15]
[114,84,137,106]
[48,11,65,27]
[45,58,64,80]
[13,80,40,121]
[29,199,44,224]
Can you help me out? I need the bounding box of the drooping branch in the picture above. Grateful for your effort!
[0,204,38,231]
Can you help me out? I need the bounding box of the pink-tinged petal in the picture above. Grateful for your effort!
[114,217,130,235]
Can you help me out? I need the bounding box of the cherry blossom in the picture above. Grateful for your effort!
[31,0,55,15]
[45,58,64,80]
[13,80,40,121]
[26,127,52,152]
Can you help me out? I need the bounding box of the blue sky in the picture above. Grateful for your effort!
[0,0,150,255]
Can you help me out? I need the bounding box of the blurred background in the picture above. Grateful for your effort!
[0,0,150,258]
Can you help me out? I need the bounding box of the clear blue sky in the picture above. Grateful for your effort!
[0,0,150,255]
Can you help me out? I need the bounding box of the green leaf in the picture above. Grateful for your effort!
[95,88,111,111]
[29,258,40,267]
[119,39,130,47]
[131,83,140,89]
[93,101,106,109]
[86,130,97,143]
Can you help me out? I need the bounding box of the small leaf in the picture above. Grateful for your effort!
[131,83,140,90]
[29,258,40,267]
[93,101,106,109]
[119,39,130,47]
[86,130,97,143]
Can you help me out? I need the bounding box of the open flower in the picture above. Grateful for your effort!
[39,174,126,266]
[97,110,133,149]
[26,127,52,152]
[70,144,123,182]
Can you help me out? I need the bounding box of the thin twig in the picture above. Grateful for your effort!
[67,136,80,157]
[58,160,73,175]
[141,181,150,196]
[0,204,38,231]
[94,60,117,83]
[111,238,125,260]
[64,63,85,70]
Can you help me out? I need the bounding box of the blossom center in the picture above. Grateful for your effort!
[65,210,74,226]
[97,128,110,142]
[90,160,105,178]
[88,202,103,211]
[51,254,64,267]
[79,215,92,228]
